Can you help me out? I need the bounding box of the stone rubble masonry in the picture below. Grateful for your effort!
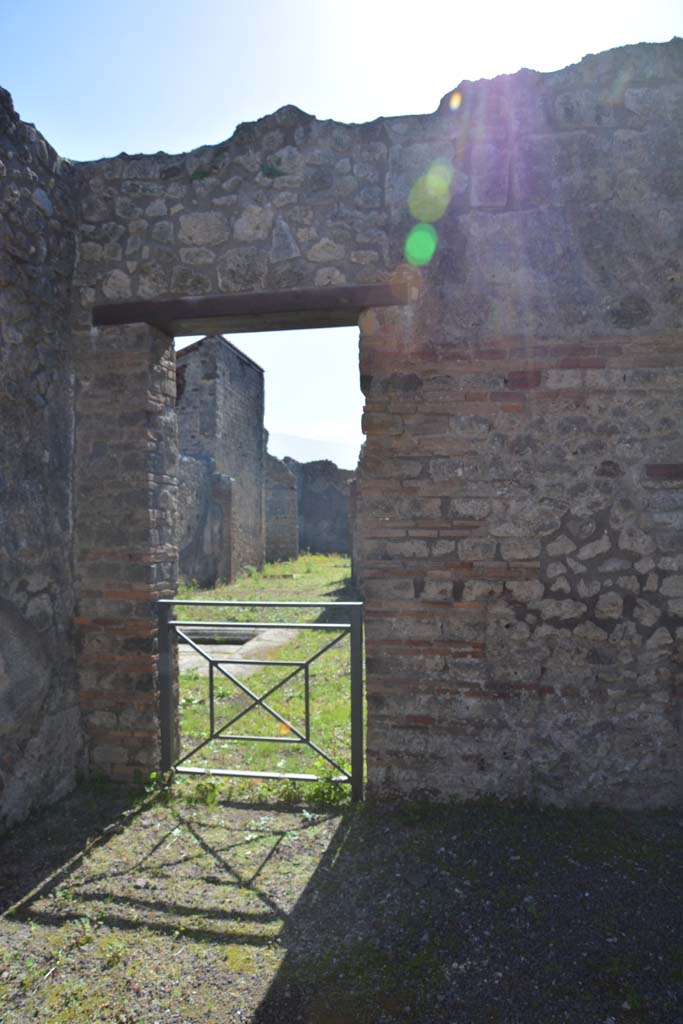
[176,455,233,587]
[74,323,178,785]
[285,458,355,554]
[176,335,265,579]
[265,454,299,562]
[0,86,81,831]
[2,38,683,822]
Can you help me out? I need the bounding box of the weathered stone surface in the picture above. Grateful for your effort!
[5,38,683,819]
[217,250,267,291]
[176,336,265,582]
[547,535,576,557]
[646,627,673,651]
[617,575,640,593]
[574,622,608,642]
[500,539,540,560]
[0,86,80,832]
[270,216,300,261]
[619,522,656,556]
[176,456,233,587]
[179,211,228,246]
[285,458,354,554]
[470,142,509,208]
[463,580,503,601]
[661,576,683,597]
[233,205,274,242]
[599,559,631,573]
[265,454,299,562]
[31,187,53,215]
[659,555,683,571]
[314,266,347,286]
[102,268,131,299]
[566,557,587,576]
[550,576,571,593]
[577,533,611,561]
[506,581,544,603]
[634,599,662,628]
[536,599,587,621]
[460,538,497,560]
[595,592,624,620]
[307,237,346,262]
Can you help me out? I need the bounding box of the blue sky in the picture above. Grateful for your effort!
[3,0,681,466]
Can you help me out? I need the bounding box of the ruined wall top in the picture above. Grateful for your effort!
[61,37,683,342]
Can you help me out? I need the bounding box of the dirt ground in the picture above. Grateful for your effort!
[1,785,683,1024]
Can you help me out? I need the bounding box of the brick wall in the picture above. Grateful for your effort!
[74,324,178,783]
[358,307,683,806]
[3,38,683,809]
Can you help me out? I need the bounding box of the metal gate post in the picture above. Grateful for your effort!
[350,603,364,801]
[158,601,174,772]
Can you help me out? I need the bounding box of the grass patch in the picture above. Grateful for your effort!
[175,554,356,805]
[2,791,683,1022]
[176,552,354,621]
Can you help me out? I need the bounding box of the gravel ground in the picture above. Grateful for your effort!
[1,787,682,1023]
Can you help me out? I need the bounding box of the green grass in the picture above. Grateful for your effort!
[174,554,357,803]
[176,552,354,621]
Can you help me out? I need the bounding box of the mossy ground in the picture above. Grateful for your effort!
[2,558,683,1022]
[2,792,683,1023]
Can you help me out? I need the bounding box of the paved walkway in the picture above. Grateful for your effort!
[178,627,299,681]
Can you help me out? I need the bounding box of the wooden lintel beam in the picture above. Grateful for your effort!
[92,282,413,336]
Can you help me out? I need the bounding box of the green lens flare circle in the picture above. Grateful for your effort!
[405,223,438,267]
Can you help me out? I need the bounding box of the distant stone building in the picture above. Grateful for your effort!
[265,454,299,562]
[176,335,265,585]
[285,458,355,554]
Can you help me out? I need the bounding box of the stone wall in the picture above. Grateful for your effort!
[3,37,683,810]
[0,88,81,830]
[177,454,232,586]
[265,454,299,562]
[286,458,355,554]
[176,335,264,577]
[356,40,683,805]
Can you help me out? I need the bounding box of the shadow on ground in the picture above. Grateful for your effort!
[251,800,683,1023]
[1,789,682,1023]
[0,784,136,914]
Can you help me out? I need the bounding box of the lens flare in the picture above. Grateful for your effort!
[449,90,462,111]
[408,160,454,222]
[405,223,438,267]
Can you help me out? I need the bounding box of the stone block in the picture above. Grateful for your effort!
[179,211,228,245]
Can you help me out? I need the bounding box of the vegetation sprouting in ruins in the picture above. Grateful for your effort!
[174,553,356,803]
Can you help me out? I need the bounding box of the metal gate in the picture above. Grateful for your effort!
[157,599,363,800]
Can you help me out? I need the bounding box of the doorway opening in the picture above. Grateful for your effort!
[169,323,363,796]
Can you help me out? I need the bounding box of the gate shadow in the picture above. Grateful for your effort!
[3,792,682,1023]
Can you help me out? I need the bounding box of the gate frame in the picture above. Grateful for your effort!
[158,598,365,800]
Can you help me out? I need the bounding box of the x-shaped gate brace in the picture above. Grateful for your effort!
[158,600,364,801]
